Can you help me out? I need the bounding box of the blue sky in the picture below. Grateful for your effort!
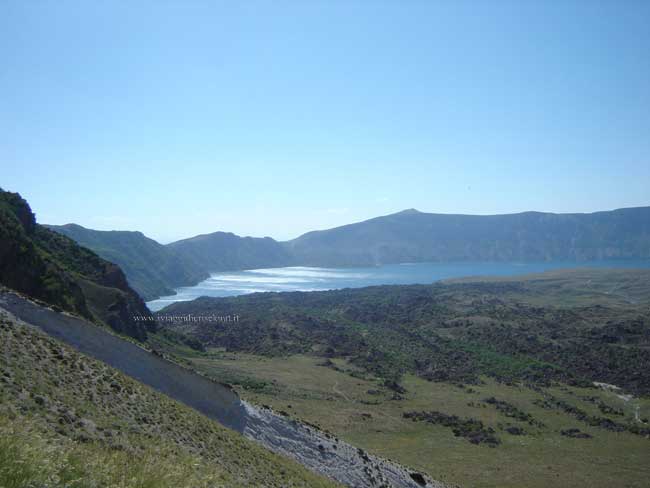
[1,1,649,243]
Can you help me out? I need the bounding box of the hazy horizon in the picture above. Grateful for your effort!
[2,1,649,242]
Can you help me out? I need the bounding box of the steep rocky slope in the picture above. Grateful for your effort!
[0,189,153,340]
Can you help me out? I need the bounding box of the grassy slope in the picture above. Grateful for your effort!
[445,267,650,306]
[0,315,338,488]
[0,416,228,488]
[179,352,650,488]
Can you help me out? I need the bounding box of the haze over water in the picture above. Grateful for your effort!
[146,260,650,311]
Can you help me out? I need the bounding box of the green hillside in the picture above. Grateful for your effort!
[0,314,338,488]
[0,189,153,340]
[48,224,209,301]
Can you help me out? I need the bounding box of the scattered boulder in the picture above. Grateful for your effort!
[505,426,525,435]
[383,380,406,394]
[409,471,427,486]
[561,428,592,439]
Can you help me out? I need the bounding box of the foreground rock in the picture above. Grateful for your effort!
[243,402,447,488]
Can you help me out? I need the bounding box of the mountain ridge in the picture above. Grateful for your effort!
[284,205,650,267]
[166,230,292,272]
[47,205,650,301]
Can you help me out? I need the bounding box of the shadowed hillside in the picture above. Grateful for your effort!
[48,224,209,301]
[0,189,154,340]
[167,230,292,271]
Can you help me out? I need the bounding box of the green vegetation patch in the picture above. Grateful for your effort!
[482,396,545,427]
[403,410,501,447]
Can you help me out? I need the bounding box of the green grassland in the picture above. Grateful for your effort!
[0,415,228,488]
[446,267,650,307]
[179,351,650,488]
[0,316,339,488]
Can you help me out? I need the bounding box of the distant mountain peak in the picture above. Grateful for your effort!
[394,208,421,215]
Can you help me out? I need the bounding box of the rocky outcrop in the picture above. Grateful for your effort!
[242,401,450,488]
[0,189,154,340]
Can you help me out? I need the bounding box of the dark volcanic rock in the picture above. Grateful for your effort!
[561,428,593,439]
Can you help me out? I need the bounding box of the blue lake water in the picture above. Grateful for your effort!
[146,260,650,311]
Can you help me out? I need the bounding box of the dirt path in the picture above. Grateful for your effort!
[593,381,646,424]
[333,380,351,401]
